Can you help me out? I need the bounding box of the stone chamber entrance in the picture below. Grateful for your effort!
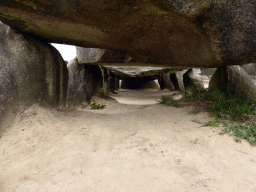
[1,72,256,192]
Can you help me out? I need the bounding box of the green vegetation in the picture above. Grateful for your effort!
[201,118,228,128]
[159,87,256,145]
[184,88,256,121]
[157,95,179,108]
[184,87,256,145]
[202,118,221,127]
[90,102,106,110]
[219,123,256,145]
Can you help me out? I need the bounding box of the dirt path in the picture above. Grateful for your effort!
[1,88,256,192]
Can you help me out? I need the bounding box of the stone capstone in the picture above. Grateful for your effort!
[77,47,176,77]
[1,1,256,67]
[77,47,126,64]
[103,66,176,78]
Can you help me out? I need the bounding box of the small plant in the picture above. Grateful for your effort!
[201,118,222,127]
[90,102,106,109]
[210,92,256,121]
[157,95,170,104]
[157,95,179,107]
[184,87,256,145]
[219,122,256,146]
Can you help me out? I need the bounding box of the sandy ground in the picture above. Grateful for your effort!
[1,85,256,192]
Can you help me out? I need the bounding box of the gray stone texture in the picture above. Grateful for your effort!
[103,66,176,78]
[67,58,103,105]
[158,74,175,90]
[76,47,126,64]
[240,63,256,76]
[77,47,176,77]
[201,68,217,76]
[108,71,120,93]
[183,69,205,89]
[170,70,187,91]
[0,23,68,127]
[209,65,256,101]
[1,1,256,67]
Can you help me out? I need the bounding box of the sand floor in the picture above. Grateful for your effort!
[1,87,256,192]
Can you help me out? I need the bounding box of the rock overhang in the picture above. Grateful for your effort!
[0,0,256,68]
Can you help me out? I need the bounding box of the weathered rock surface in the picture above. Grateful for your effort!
[103,66,176,78]
[201,68,217,76]
[67,58,103,105]
[77,47,176,77]
[0,23,68,127]
[170,70,187,91]
[158,69,204,91]
[77,47,126,64]
[108,71,120,93]
[158,74,174,90]
[183,69,205,89]
[241,63,256,76]
[1,1,256,67]
[209,65,256,101]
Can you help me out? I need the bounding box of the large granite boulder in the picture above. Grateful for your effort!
[183,69,205,89]
[209,65,256,101]
[1,1,256,67]
[0,23,68,127]
[158,74,175,90]
[67,58,103,105]
[170,70,187,91]
[159,69,204,91]
[241,63,256,76]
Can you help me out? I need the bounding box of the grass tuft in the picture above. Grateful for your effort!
[157,95,179,107]
[202,118,221,127]
[219,123,256,145]
[157,88,256,145]
[182,87,256,145]
[184,87,256,122]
